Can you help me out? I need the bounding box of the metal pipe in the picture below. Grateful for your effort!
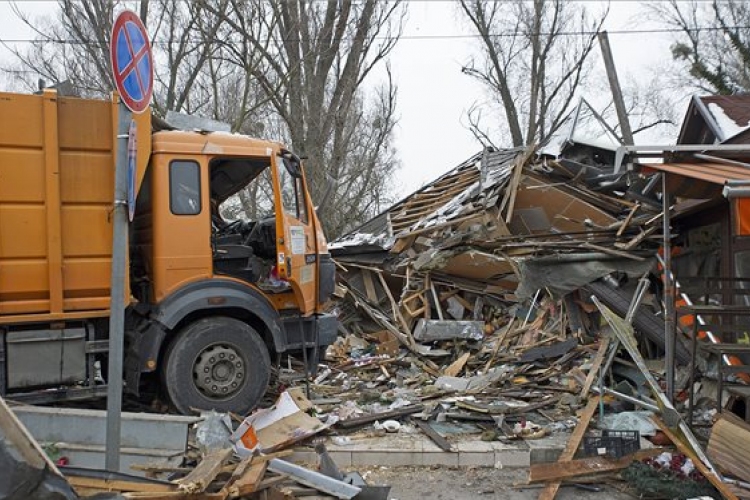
[615,144,750,171]
[268,459,361,499]
[693,153,750,170]
[662,174,675,404]
[105,100,132,472]
[590,386,660,412]
[723,187,750,199]
[598,31,633,145]
[522,289,541,327]
[626,272,651,323]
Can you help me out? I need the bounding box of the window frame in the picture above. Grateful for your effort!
[169,159,202,216]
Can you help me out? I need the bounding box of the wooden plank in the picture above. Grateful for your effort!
[413,419,454,452]
[444,352,470,377]
[376,270,414,344]
[501,149,533,224]
[429,279,444,320]
[393,212,485,239]
[253,474,288,493]
[616,202,640,238]
[390,235,416,254]
[361,270,379,303]
[580,337,611,397]
[67,476,176,494]
[123,493,225,499]
[652,416,739,500]
[456,395,561,415]
[708,412,750,484]
[529,448,664,483]
[227,461,267,498]
[0,396,60,472]
[175,447,233,494]
[537,396,600,500]
[337,404,424,429]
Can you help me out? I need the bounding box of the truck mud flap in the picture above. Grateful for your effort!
[585,280,691,365]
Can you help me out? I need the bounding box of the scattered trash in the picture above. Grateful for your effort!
[378,420,401,433]
[195,410,233,454]
[231,388,330,456]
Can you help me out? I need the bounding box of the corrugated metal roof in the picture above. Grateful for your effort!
[640,161,750,199]
[331,148,524,251]
[641,161,750,185]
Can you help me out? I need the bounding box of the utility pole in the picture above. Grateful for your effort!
[598,31,634,145]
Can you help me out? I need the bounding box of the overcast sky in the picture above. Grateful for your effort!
[0,1,679,198]
[387,1,676,196]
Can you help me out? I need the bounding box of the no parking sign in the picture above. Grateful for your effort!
[110,10,153,113]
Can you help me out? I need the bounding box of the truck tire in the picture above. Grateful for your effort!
[162,316,271,415]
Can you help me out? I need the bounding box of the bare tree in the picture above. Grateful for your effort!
[9,0,404,238]
[649,0,750,95]
[459,0,607,147]
[204,0,406,237]
[4,0,247,118]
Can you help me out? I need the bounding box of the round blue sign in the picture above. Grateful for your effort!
[111,10,153,113]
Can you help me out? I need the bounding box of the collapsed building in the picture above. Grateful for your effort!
[324,96,750,496]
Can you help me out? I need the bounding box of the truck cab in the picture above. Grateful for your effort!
[0,90,336,414]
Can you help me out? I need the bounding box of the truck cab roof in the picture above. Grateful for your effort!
[152,130,285,159]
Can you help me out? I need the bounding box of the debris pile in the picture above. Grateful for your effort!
[327,145,665,427]
[323,142,750,497]
[54,389,386,499]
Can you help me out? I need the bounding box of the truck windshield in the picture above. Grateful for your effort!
[218,168,275,222]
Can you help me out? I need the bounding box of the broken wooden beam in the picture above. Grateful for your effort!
[708,412,750,484]
[175,447,233,494]
[412,419,454,452]
[528,448,665,483]
[336,404,425,429]
[537,396,600,500]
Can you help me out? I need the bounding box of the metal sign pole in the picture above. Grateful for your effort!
[105,101,132,471]
[106,7,152,472]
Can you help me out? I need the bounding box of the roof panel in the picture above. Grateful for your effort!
[641,161,750,185]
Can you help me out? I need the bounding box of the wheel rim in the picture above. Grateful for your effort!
[192,343,246,400]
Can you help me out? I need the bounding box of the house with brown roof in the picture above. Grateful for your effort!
[678,94,750,145]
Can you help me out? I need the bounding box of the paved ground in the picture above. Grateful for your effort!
[356,466,636,500]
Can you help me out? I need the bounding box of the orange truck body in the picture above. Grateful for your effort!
[0,90,336,413]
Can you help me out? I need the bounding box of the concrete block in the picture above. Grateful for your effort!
[530,447,563,464]
[351,451,421,467]
[494,450,530,468]
[328,451,353,468]
[456,440,494,453]
[289,450,317,465]
[458,451,495,467]
[421,440,446,452]
[526,432,567,464]
[422,451,459,466]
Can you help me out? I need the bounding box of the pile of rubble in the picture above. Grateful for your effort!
[327,145,668,422]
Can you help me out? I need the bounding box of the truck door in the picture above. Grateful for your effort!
[273,153,318,314]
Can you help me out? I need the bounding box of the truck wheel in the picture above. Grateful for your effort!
[162,316,271,415]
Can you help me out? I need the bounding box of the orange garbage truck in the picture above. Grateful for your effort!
[0,90,337,414]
